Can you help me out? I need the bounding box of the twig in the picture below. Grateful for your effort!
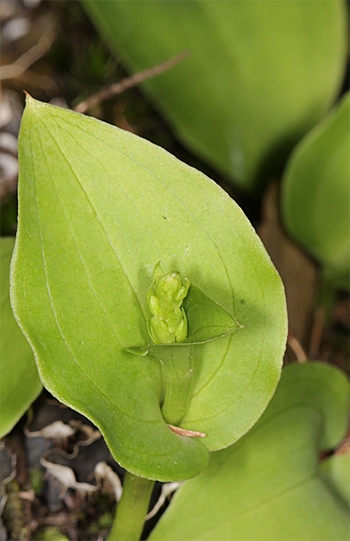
[74,50,189,114]
[0,25,56,81]
[287,330,308,363]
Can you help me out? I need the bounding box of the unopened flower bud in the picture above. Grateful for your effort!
[147,262,190,344]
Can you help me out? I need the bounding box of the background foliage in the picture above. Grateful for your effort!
[84,0,347,192]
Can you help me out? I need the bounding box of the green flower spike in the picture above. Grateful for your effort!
[147,262,190,344]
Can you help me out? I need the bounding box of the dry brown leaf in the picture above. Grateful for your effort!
[94,461,122,501]
[259,181,318,345]
[41,456,98,493]
[25,420,77,440]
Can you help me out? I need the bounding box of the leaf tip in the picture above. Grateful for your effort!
[23,91,37,107]
[23,94,49,116]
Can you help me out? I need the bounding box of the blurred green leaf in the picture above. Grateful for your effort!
[0,237,42,438]
[320,453,350,508]
[281,92,350,289]
[150,362,350,541]
[11,97,287,481]
[32,527,69,541]
[83,0,347,192]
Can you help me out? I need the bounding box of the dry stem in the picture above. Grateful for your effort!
[74,50,189,114]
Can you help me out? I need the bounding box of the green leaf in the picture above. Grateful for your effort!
[11,97,287,481]
[83,0,347,192]
[0,237,42,438]
[182,285,241,344]
[320,454,350,509]
[281,92,350,289]
[150,362,350,541]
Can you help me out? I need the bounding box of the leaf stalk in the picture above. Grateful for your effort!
[108,471,154,541]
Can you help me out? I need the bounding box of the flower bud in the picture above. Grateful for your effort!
[147,262,190,344]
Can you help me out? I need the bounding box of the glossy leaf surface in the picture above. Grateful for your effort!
[282,92,350,289]
[83,0,347,192]
[150,362,350,541]
[11,98,287,480]
[0,237,42,438]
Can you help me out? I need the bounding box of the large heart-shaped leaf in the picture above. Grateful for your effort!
[150,362,350,541]
[281,92,350,289]
[83,0,347,192]
[0,237,42,438]
[11,97,287,480]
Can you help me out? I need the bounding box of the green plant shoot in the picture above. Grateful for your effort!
[147,262,190,344]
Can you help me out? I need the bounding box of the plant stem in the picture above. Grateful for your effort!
[108,471,155,541]
[153,345,194,426]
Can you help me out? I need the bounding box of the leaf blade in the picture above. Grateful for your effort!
[281,92,350,288]
[12,97,287,479]
[0,238,42,438]
[83,0,347,192]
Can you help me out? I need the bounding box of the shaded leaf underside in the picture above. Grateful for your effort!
[0,238,42,438]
